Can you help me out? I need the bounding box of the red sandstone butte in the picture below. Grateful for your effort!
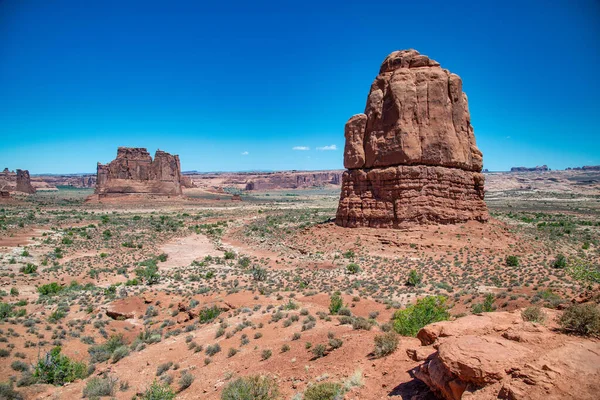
[95,147,183,196]
[337,49,488,228]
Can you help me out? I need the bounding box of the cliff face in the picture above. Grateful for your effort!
[243,171,342,191]
[95,147,183,196]
[336,49,488,228]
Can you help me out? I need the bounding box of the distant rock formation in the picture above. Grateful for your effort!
[243,171,342,191]
[567,165,600,171]
[180,175,196,188]
[95,147,183,196]
[336,49,488,228]
[510,165,549,172]
[15,169,36,194]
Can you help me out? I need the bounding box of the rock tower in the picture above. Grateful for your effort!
[336,50,488,228]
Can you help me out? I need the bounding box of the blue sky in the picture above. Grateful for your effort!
[1,0,599,174]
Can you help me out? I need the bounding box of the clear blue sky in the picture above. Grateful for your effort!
[1,0,599,174]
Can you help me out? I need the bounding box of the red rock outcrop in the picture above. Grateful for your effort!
[243,170,342,191]
[95,147,183,196]
[15,169,36,194]
[336,49,488,228]
[409,310,600,400]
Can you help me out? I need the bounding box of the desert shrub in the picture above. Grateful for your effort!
[261,349,272,360]
[111,346,129,363]
[199,305,221,323]
[521,306,546,323]
[251,266,267,281]
[37,283,63,296]
[83,376,117,398]
[352,317,373,331]
[329,292,343,315]
[311,344,327,359]
[156,362,173,376]
[135,262,160,285]
[34,346,87,385]
[407,270,422,286]
[20,264,37,274]
[346,263,360,274]
[11,361,29,372]
[141,380,175,400]
[505,255,519,267]
[0,381,23,400]
[206,344,221,356]
[373,332,399,358]
[89,335,126,364]
[304,382,343,400]
[0,302,13,320]
[559,303,600,337]
[221,375,280,400]
[552,254,567,269]
[179,372,194,391]
[224,251,236,260]
[393,296,450,337]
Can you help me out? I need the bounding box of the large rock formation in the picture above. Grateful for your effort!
[243,170,342,191]
[16,169,36,194]
[336,49,488,228]
[409,309,600,400]
[95,147,183,196]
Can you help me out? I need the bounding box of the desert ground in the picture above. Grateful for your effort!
[0,170,599,400]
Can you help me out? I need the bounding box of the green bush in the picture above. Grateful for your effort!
[559,303,600,337]
[521,306,546,323]
[0,302,14,320]
[221,375,280,400]
[83,376,117,398]
[199,305,221,323]
[141,380,175,400]
[393,296,450,337]
[373,332,399,358]
[552,254,567,269]
[346,263,360,274]
[407,270,422,286]
[505,255,519,267]
[34,346,87,386]
[304,382,343,400]
[135,262,160,285]
[329,292,343,315]
[37,283,63,296]
[20,264,37,274]
[224,251,236,260]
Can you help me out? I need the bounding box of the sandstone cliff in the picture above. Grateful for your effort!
[95,147,183,196]
[336,49,488,228]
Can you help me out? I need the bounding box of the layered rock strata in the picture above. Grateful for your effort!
[95,147,183,196]
[336,49,488,228]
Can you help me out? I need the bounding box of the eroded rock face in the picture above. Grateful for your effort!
[95,147,183,196]
[16,169,36,194]
[337,49,488,228]
[409,310,600,400]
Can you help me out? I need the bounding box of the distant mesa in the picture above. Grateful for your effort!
[243,171,342,191]
[567,165,600,171]
[336,49,488,228]
[510,165,549,172]
[94,147,183,196]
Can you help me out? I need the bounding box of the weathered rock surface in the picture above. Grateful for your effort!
[95,147,183,196]
[337,49,488,228]
[15,169,36,194]
[409,310,600,400]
